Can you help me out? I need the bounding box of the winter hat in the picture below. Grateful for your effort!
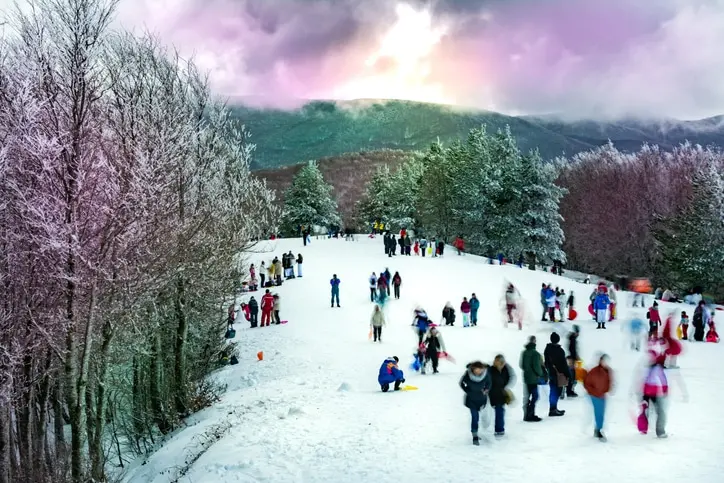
[468,361,486,370]
[550,332,561,344]
[572,324,580,333]
[393,356,399,363]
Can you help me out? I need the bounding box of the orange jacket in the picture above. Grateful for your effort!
[583,365,612,398]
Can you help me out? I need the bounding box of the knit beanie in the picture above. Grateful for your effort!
[550,332,561,344]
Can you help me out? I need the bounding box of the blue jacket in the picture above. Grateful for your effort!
[378,358,404,384]
[470,297,480,312]
[630,318,644,333]
[330,278,340,291]
[593,293,610,311]
[414,311,430,331]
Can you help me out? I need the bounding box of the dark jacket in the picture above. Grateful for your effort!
[297,254,303,264]
[568,332,579,361]
[424,334,443,356]
[489,364,516,407]
[442,306,455,324]
[519,343,545,385]
[459,367,492,410]
[544,342,571,380]
[248,297,259,313]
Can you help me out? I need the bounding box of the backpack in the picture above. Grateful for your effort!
[225,328,236,339]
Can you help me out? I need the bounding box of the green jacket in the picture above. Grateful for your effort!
[519,343,546,385]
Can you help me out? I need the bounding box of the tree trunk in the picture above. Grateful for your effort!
[173,276,189,417]
[150,332,171,434]
[0,406,9,483]
[131,355,144,444]
[90,320,113,481]
[34,351,53,482]
[53,379,65,462]
[19,354,34,480]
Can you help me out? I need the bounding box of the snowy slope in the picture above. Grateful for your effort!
[122,237,723,483]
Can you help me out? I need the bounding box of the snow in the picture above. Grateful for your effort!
[122,237,723,483]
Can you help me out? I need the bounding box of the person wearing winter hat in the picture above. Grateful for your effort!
[519,336,545,422]
[378,356,405,392]
[544,332,571,416]
[459,361,492,445]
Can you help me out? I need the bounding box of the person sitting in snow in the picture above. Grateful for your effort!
[378,356,405,392]
[707,318,720,343]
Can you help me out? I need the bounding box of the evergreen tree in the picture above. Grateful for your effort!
[357,165,391,227]
[280,160,340,234]
[654,160,724,295]
[418,142,458,240]
[387,154,424,230]
[515,150,567,268]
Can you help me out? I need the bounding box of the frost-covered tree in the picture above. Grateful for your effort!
[281,160,340,234]
[386,154,423,230]
[654,159,724,296]
[356,165,392,227]
[418,142,458,240]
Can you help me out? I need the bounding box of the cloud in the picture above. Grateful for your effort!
[5,0,724,119]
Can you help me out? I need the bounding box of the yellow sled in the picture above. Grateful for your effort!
[401,385,419,391]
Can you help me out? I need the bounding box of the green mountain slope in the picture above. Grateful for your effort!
[231,99,724,169]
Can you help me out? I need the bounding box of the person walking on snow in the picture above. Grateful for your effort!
[637,346,686,438]
[505,284,520,328]
[330,274,341,308]
[566,291,575,320]
[519,336,545,422]
[378,356,405,392]
[540,284,550,321]
[594,287,611,329]
[413,308,431,344]
[260,289,274,327]
[544,332,570,416]
[370,305,386,342]
[383,268,392,296]
[470,293,480,327]
[566,325,581,397]
[489,354,516,436]
[377,273,388,300]
[424,327,447,374]
[461,297,472,327]
[648,302,662,339]
[459,361,492,445]
[369,273,377,302]
[296,253,303,277]
[583,353,613,441]
[392,272,402,299]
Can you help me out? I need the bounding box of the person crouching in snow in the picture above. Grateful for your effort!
[371,305,385,342]
[707,318,720,343]
[489,354,516,436]
[442,302,456,326]
[583,353,613,441]
[593,287,611,329]
[459,361,492,445]
[424,327,446,374]
[461,297,472,327]
[378,356,405,392]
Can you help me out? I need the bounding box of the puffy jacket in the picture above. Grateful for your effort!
[261,293,274,311]
[470,297,480,312]
[248,297,259,313]
[392,274,402,286]
[369,275,377,288]
[442,306,455,324]
[330,278,341,290]
[459,367,492,410]
[378,359,404,385]
[649,307,662,324]
[489,364,516,406]
[424,333,445,356]
[544,343,570,380]
[584,365,612,398]
[519,343,545,385]
[593,293,610,311]
[414,311,430,331]
[461,301,471,313]
[371,310,385,328]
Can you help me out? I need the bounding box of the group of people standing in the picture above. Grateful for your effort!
[381,230,446,258]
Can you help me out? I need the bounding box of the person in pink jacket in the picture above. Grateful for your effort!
[461,297,472,327]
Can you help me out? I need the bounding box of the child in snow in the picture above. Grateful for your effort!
[627,315,645,351]
[638,348,671,438]
[459,361,492,445]
[413,240,420,255]
[679,311,689,340]
[593,287,611,329]
[227,303,236,328]
[296,253,303,278]
[378,357,405,392]
[413,308,431,344]
[583,353,613,441]
[566,291,575,320]
[706,319,719,343]
[556,289,567,322]
[489,355,516,436]
[423,327,446,374]
[648,302,662,339]
[248,296,259,328]
[241,302,251,322]
[505,284,519,326]
[461,297,472,327]
[370,305,386,342]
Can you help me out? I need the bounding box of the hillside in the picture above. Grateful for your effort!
[232,99,724,169]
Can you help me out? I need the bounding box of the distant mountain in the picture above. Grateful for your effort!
[229,99,724,170]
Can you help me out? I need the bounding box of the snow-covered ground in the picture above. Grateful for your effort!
[123,237,723,483]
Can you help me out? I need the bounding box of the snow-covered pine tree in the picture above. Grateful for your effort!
[386,154,424,231]
[281,160,341,234]
[515,149,567,269]
[417,141,457,240]
[654,158,724,296]
[356,165,391,228]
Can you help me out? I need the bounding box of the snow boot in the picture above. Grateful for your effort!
[595,430,607,442]
[596,323,602,329]
[494,431,505,437]
[393,380,402,391]
[566,390,579,398]
[381,383,390,393]
[472,434,480,446]
[548,408,565,417]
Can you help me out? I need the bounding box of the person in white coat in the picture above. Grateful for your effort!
[370,305,386,342]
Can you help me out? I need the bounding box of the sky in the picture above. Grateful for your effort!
[3,0,724,120]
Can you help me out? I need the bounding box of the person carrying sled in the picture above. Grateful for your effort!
[544,332,570,416]
[461,297,472,327]
[423,327,447,374]
[370,305,386,342]
[330,274,341,308]
[593,286,611,329]
[638,347,674,438]
[260,289,274,327]
[459,361,492,445]
[583,353,613,441]
[519,336,545,422]
[470,293,480,327]
[566,291,576,320]
[489,354,516,436]
[378,356,405,392]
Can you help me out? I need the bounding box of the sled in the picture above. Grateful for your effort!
[281,320,289,324]
[439,352,456,364]
[637,402,649,434]
[610,303,617,320]
[368,329,373,340]
[400,385,418,391]
[588,304,595,316]
[676,325,683,340]
[568,308,578,321]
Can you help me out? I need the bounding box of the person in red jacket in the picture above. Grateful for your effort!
[261,289,275,327]
[648,302,662,339]
[583,353,612,441]
[454,236,465,255]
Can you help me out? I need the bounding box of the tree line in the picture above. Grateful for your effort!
[0,1,277,482]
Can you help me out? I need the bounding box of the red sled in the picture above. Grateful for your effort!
[637,402,649,434]
[568,308,578,320]
[588,304,595,316]
[281,320,289,325]
[438,352,456,364]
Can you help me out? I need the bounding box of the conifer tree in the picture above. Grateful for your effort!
[281,161,340,234]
